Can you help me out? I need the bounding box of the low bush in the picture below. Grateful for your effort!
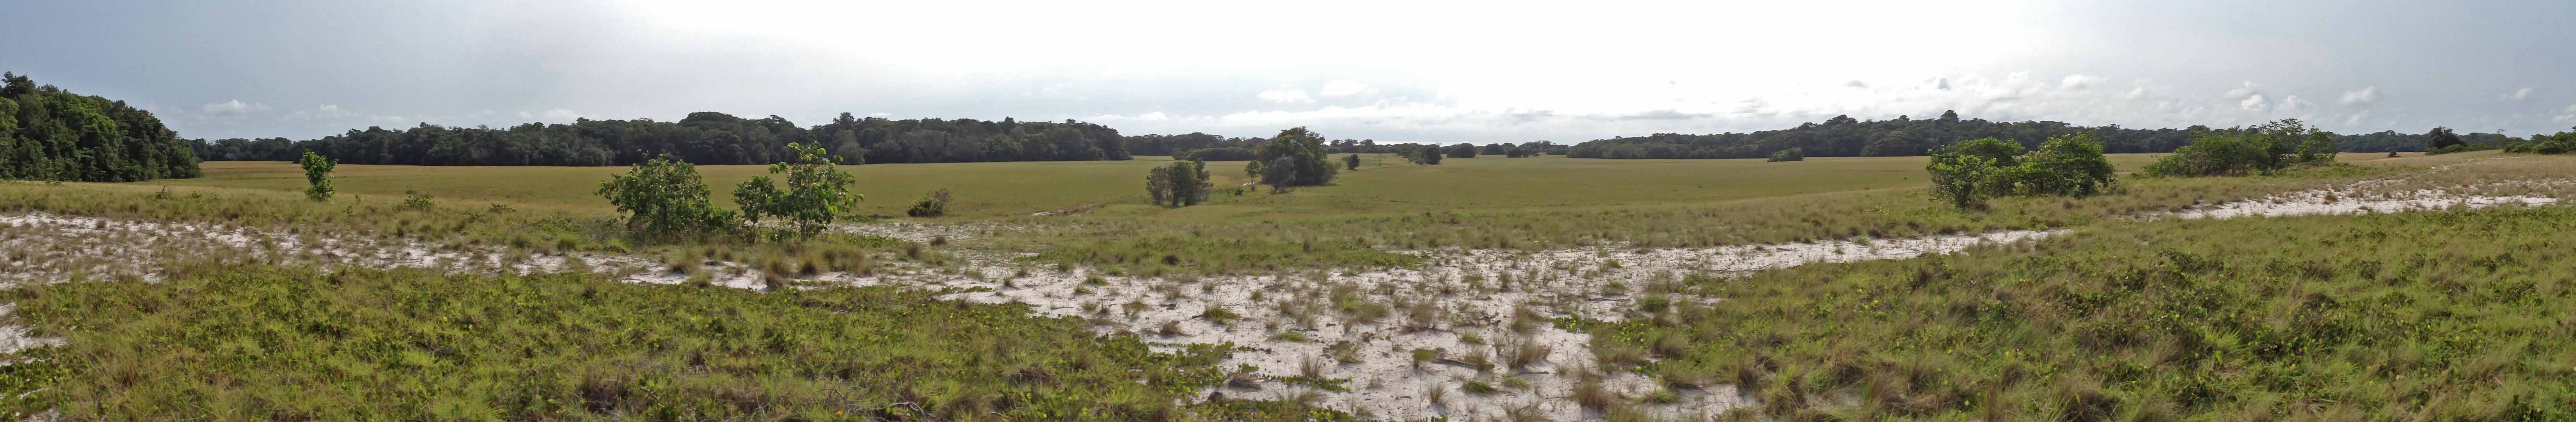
[732,143,863,236]
[2142,118,2336,177]
[906,188,952,217]
[297,152,335,201]
[597,155,736,241]
[1926,136,2114,208]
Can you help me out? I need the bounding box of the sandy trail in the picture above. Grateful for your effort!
[0,171,2563,420]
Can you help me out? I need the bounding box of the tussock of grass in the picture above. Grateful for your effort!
[1594,206,2576,420]
[0,264,1317,420]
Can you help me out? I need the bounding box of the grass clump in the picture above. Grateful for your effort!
[1592,206,2576,420]
[0,264,1267,420]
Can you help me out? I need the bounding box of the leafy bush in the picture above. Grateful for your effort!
[2426,126,2463,150]
[2008,133,2116,197]
[2428,144,2469,155]
[2142,119,2336,177]
[1766,147,1804,162]
[1927,134,2117,208]
[597,154,736,240]
[297,152,335,201]
[1344,154,1361,170]
[1445,143,1478,158]
[906,189,952,217]
[732,143,862,236]
[1254,127,1336,186]
[1260,157,1300,193]
[1146,161,1210,207]
[396,190,435,211]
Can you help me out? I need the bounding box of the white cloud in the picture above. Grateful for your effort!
[2503,87,2533,101]
[517,111,534,119]
[1933,78,1951,90]
[2556,104,2576,123]
[868,112,893,117]
[1136,111,1169,121]
[281,104,354,121]
[1843,80,1868,88]
[200,100,270,116]
[2346,110,2370,126]
[541,109,583,121]
[1256,89,1313,103]
[2059,74,2101,91]
[1319,81,1372,97]
[2224,82,2261,98]
[2279,95,2311,112]
[2120,87,2147,100]
[2339,86,2379,106]
[2239,94,2268,111]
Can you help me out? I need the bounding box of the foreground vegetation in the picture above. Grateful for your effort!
[1588,206,2576,420]
[0,264,1361,420]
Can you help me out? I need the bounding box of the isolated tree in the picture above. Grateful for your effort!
[2012,133,2116,197]
[1244,160,1265,179]
[1145,165,1174,206]
[1181,160,1211,205]
[1254,127,1335,186]
[598,154,735,240]
[732,142,863,236]
[298,152,335,201]
[2426,127,2463,150]
[1344,154,1361,171]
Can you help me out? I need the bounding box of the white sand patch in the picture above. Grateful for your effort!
[2160,184,2558,220]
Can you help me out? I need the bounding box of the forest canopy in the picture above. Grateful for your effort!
[1568,111,2511,159]
[1,72,201,181]
[197,113,1131,166]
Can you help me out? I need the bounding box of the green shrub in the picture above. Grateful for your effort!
[597,154,736,240]
[2142,133,2275,176]
[1766,147,1805,162]
[732,142,862,236]
[1254,127,1337,186]
[297,151,335,201]
[2009,133,2116,197]
[1445,143,1479,159]
[906,189,952,217]
[1344,154,1361,170]
[1926,150,2001,209]
[396,190,436,211]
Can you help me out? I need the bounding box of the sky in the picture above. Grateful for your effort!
[6,0,2574,143]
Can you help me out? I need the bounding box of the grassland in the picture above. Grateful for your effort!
[1583,205,2576,420]
[0,263,1360,420]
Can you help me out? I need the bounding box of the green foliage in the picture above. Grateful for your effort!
[1174,147,1257,161]
[2143,120,2336,177]
[1344,154,1360,170]
[1925,152,2000,209]
[1254,127,1336,186]
[1445,143,1478,159]
[227,112,1124,166]
[2007,133,2116,197]
[2503,127,2576,154]
[1243,160,1264,179]
[1765,147,1804,162]
[0,265,1238,420]
[0,72,201,182]
[598,155,736,240]
[1402,144,1444,165]
[1147,161,1209,207]
[2426,126,2463,150]
[396,190,436,211]
[905,189,951,218]
[732,143,862,236]
[1928,134,2118,208]
[297,151,335,201]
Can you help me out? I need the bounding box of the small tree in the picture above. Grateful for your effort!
[1177,161,1210,206]
[1344,154,1361,171]
[733,143,862,236]
[1146,165,1174,206]
[598,154,735,240]
[298,151,335,201]
[2426,127,2463,151]
[1261,157,1299,193]
[1244,160,1265,179]
[2012,133,2116,197]
[1927,152,2000,209]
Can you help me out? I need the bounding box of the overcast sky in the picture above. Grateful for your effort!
[6,0,2573,143]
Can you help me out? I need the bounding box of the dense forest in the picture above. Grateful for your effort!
[0,73,200,181]
[196,113,1130,165]
[1568,110,2508,159]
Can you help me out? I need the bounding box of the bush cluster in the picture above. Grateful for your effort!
[2501,127,2576,154]
[1927,134,2116,209]
[2140,118,2337,177]
[906,189,952,217]
[1146,161,1211,207]
[1766,148,1804,162]
[596,142,866,241]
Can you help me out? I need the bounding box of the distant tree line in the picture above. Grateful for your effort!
[1126,131,1566,160]
[193,113,1130,166]
[1,72,201,181]
[1569,110,2515,159]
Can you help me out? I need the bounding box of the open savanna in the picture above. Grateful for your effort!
[98,152,2473,274]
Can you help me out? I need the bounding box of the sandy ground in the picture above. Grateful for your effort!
[0,171,2565,420]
